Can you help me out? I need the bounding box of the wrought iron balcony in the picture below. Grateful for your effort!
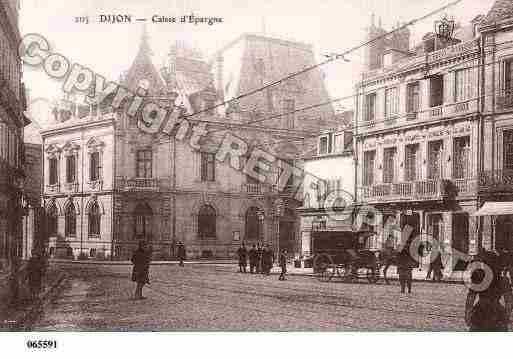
[362,179,448,203]
[241,183,276,194]
[478,170,513,192]
[115,177,170,191]
[497,91,513,110]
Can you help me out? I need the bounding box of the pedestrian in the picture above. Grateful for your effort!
[256,243,263,274]
[262,244,274,275]
[465,250,513,331]
[177,241,186,267]
[278,249,287,281]
[248,244,258,274]
[426,250,443,282]
[131,240,151,300]
[26,249,44,301]
[237,243,248,273]
[397,248,414,294]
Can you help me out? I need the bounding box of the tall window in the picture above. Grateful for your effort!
[453,136,470,179]
[47,203,58,236]
[503,130,513,171]
[49,157,58,185]
[405,144,419,181]
[428,140,444,179]
[134,203,152,238]
[407,82,420,113]
[88,202,101,237]
[198,205,216,239]
[454,68,472,102]
[363,150,375,186]
[385,87,399,118]
[383,147,397,183]
[283,99,295,129]
[430,75,444,107]
[365,93,376,122]
[504,59,513,94]
[200,152,215,182]
[319,136,329,155]
[136,150,152,178]
[245,207,263,242]
[89,152,100,181]
[66,155,76,183]
[64,202,76,237]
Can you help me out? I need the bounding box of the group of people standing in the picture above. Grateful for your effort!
[237,243,288,280]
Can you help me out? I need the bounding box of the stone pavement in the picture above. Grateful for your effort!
[28,262,475,331]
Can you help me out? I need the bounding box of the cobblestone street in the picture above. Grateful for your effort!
[27,263,473,331]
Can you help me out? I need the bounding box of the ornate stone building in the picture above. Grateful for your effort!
[354,13,482,266]
[42,31,336,259]
[354,1,513,264]
[0,0,29,308]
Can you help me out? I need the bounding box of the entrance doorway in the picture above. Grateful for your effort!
[279,208,296,254]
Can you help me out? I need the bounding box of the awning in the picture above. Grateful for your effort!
[473,202,513,216]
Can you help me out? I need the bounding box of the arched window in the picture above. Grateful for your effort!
[245,207,263,242]
[134,202,152,239]
[198,205,216,239]
[64,202,76,237]
[88,202,101,237]
[47,202,58,236]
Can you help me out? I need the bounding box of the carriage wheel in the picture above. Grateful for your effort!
[366,265,380,284]
[313,254,335,282]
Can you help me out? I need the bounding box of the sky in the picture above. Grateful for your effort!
[20,0,496,127]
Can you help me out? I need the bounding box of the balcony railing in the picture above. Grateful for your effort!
[63,182,79,192]
[362,179,448,202]
[431,106,443,117]
[115,177,170,191]
[497,91,513,110]
[478,170,513,192]
[453,178,477,195]
[241,183,276,194]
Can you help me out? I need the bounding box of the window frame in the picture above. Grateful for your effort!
[89,151,101,182]
[64,203,76,237]
[363,150,376,186]
[200,152,216,182]
[49,157,58,185]
[65,154,76,183]
[136,149,152,178]
[365,93,377,122]
[88,202,101,238]
[429,75,444,108]
[406,81,420,113]
[384,86,399,119]
[382,147,397,184]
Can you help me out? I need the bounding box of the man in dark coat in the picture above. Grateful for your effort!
[248,244,258,273]
[27,249,45,301]
[278,249,288,281]
[262,244,274,275]
[397,248,415,294]
[177,241,186,266]
[237,243,248,273]
[256,243,263,274]
[131,241,151,300]
[427,251,444,282]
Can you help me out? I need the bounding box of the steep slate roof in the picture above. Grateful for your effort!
[482,0,513,26]
[123,27,165,94]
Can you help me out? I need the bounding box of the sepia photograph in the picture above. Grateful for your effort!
[0,0,513,355]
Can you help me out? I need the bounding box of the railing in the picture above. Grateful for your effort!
[115,177,163,191]
[427,39,479,64]
[45,183,60,193]
[497,91,513,110]
[362,179,447,202]
[431,106,443,117]
[453,178,477,194]
[478,169,513,191]
[241,183,276,194]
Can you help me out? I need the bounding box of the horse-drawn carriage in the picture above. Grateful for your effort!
[312,230,381,283]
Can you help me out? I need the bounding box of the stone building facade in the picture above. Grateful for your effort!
[0,0,29,308]
[354,1,513,265]
[42,31,336,260]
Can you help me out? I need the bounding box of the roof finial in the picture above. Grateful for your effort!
[138,24,153,57]
[379,16,382,28]
[371,13,375,27]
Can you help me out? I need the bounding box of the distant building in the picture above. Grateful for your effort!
[0,0,30,308]
[297,111,355,258]
[41,31,336,259]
